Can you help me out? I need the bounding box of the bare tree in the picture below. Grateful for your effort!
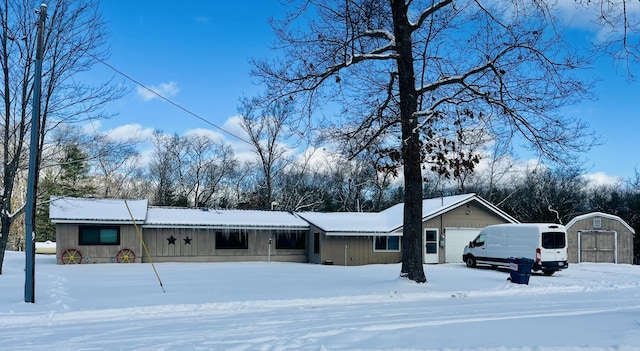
[149,131,183,206]
[90,132,142,199]
[148,131,237,208]
[238,98,296,209]
[0,0,124,273]
[573,0,640,71]
[181,133,237,208]
[252,0,596,282]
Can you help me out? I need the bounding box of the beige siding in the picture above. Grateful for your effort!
[319,235,401,266]
[308,225,322,264]
[567,216,634,264]
[423,200,513,263]
[141,227,306,263]
[55,223,141,264]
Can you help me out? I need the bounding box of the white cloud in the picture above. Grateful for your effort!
[81,120,102,134]
[106,124,155,142]
[581,172,622,187]
[136,81,179,102]
[184,128,225,142]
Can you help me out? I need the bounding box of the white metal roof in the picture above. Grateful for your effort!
[48,194,516,234]
[49,197,148,224]
[381,193,519,232]
[295,212,400,235]
[566,212,635,234]
[297,194,517,236]
[144,207,309,229]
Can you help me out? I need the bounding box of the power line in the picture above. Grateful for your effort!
[57,33,252,146]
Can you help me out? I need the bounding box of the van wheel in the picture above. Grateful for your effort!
[465,256,476,268]
[543,270,555,276]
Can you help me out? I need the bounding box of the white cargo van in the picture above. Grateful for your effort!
[462,223,569,275]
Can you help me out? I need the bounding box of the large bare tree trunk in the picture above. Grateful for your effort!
[390,0,426,282]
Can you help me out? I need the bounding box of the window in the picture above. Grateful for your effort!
[593,218,602,228]
[542,232,566,249]
[79,226,120,245]
[374,236,401,252]
[473,233,486,247]
[215,229,248,249]
[275,230,306,250]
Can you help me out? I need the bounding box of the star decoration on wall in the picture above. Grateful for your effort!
[183,236,192,245]
[167,235,177,245]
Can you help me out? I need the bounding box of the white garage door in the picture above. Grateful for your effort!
[445,227,482,263]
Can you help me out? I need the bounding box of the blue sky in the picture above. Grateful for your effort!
[86,1,640,184]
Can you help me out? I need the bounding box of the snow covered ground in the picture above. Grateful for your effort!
[1,251,640,351]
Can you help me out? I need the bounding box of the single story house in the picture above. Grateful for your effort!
[565,212,635,264]
[50,197,309,264]
[298,193,519,265]
[50,193,518,266]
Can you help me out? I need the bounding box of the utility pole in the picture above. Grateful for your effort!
[25,3,47,304]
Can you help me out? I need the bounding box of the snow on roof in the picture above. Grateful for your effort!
[49,197,148,223]
[381,193,476,223]
[566,211,635,234]
[381,193,518,231]
[299,194,518,236]
[296,212,399,235]
[144,207,309,229]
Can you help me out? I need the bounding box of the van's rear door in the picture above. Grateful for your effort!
[541,231,568,263]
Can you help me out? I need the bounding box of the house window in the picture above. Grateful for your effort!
[79,226,120,245]
[374,236,401,252]
[215,229,248,249]
[313,232,320,254]
[593,218,602,228]
[275,230,306,249]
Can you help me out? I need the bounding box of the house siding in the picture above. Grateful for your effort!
[319,235,402,266]
[567,215,634,264]
[55,223,141,264]
[422,200,513,263]
[142,227,307,263]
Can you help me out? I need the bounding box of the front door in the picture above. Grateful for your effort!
[424,229,439,263]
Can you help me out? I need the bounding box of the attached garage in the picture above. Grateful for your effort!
[382,194,519,264]
[566,212,635,264]
[444,227,482,263]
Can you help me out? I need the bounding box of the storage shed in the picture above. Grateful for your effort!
[565,212,635,264]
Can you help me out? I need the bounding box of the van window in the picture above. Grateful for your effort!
[542,232,566,249]
[473,234,486,247]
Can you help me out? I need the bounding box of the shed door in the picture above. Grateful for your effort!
[579,231,617,263]
[445,228,481,263]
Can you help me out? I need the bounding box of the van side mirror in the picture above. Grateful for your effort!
[469,240,474,248]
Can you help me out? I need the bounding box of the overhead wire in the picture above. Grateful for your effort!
[56,31,253,146]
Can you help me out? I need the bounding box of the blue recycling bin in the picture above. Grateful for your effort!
[508,257,534,284]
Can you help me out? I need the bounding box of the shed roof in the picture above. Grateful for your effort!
[566,212,635,235]
[49,197,148,224]
[144,207,309,229]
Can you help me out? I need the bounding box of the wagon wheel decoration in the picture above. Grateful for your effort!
[116,248,136,263]
[61,248,82,264]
